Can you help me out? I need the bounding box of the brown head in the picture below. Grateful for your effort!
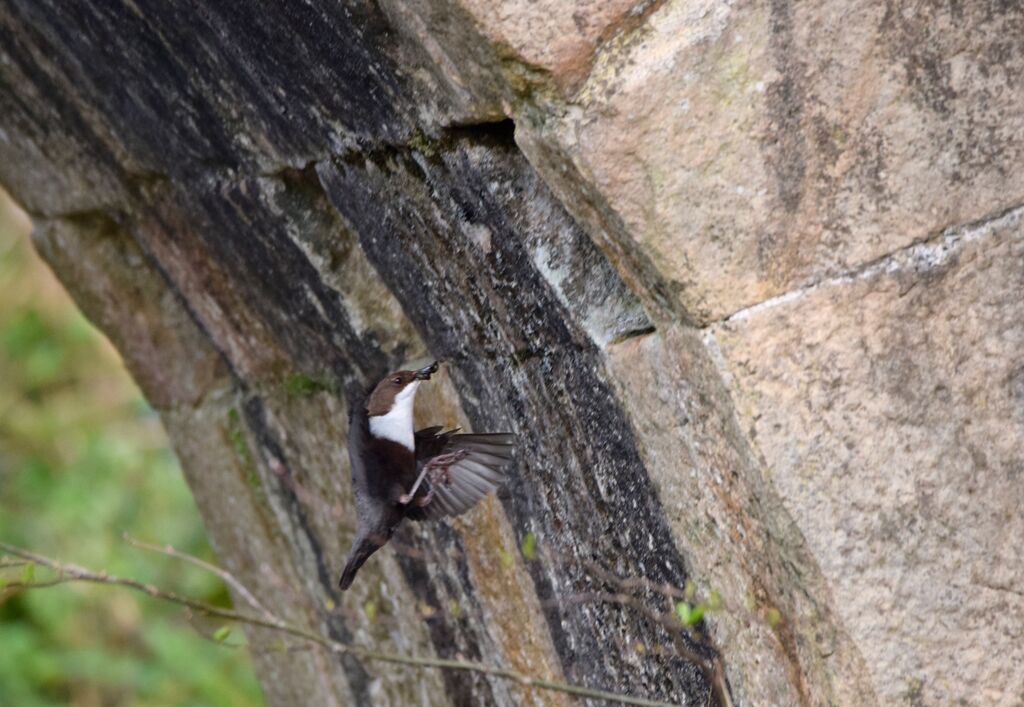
[365,361,439,449]
[366,361,439,416]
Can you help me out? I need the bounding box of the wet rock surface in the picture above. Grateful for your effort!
[319,129,708,701]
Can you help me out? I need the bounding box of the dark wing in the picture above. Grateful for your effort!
[413,428,515,519]
[413,426,454,458]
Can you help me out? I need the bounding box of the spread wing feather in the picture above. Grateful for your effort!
[413,429,515,519]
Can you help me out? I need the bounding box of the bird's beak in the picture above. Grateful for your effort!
[414,361,440,381]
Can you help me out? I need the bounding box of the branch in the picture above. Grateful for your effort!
[122,534,274,622]
[0,542,681,707]
[579,557,690,602]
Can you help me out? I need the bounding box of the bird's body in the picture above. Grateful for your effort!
[339,362,514,590]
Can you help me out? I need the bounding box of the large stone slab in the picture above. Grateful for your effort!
[32,214,226,409]
[0,0,454,216]
[519,0,1024,321]
[606,324,875,706]
[442,0,647,90]
[707,208,1024,705]
[29,173,572,706]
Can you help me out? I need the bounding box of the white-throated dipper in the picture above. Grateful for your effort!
[339,361,514,590]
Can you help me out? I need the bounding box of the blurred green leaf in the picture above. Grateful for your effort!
[520,531,536,560]
[213,626,232,643]
[674,601,705,627]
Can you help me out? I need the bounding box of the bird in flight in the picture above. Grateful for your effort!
[339,361,514,590]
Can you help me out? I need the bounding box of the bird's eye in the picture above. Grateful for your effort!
[393,377,402,384]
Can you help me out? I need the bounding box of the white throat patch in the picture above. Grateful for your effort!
[368,381,419,450]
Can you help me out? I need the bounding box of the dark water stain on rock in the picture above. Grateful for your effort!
[756,0,809,288]
[394,524,501,707]
[1,0,433,179]
[762,0,807,217]
[318,126,713,702]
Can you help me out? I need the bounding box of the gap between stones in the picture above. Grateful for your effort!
[709,200,1024,327]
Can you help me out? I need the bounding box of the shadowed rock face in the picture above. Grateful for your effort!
[318,130,709,698]
[4,0,1023,706]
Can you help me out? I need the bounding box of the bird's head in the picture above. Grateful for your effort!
[366,361,438,416]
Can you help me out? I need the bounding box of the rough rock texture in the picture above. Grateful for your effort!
[517,0,1024,322]
[2,0,1022,705]
[707,209,1024,706]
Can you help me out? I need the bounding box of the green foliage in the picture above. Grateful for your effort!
[674,601,705,627]
[283,372,332,397]
[0,192,264,706]
[674,584,724,628]
[520,531,537,560]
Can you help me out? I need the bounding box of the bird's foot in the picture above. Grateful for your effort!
[399,487,434,506]
[399,450,468,505]
[426,450,468,486]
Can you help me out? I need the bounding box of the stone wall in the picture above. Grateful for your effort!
[2,1,1021,705]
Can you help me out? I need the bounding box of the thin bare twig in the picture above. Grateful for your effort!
[249,641,317,657]
[579,558,690,602]
[0,542,682,707]
[122,534,274,621]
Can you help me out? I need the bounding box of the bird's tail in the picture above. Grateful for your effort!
[338,534,383,591]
